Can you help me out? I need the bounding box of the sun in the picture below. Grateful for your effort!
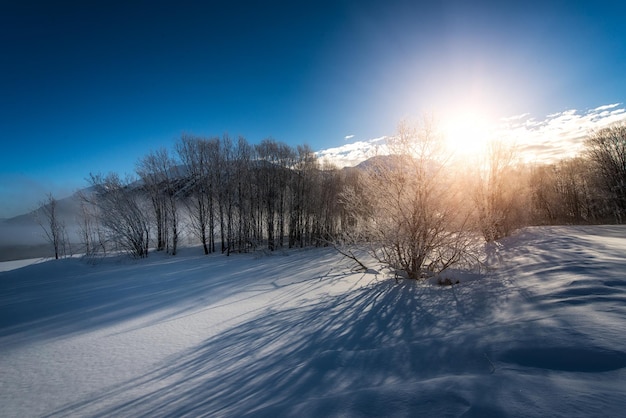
[441,109,496,157]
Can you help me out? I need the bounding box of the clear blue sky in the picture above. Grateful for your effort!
[1,0,625,218]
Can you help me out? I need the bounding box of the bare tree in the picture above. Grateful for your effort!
[89,173,151,258]
[217,134,236,254]
[137,148,181,254]
[177,134,216,254]
[80,200,100,256]
[472,140,526,241]
[137,153,168,252]
[529,163,559,224]
[338,118,480,279]
[233,136,254,253]
[76,190,108,257]
[255,139,281,251]
[35,193,65,259]
[585,123,626,223]
[289,145,319,248]
[529,158,598,225]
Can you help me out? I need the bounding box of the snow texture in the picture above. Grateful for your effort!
[1,226,625,417]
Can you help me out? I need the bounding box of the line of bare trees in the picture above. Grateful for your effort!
[40,121,624,281]
[78,135,347,258]
[530,124,626,225]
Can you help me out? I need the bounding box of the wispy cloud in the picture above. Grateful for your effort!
[344,134,355,140]
[592,103,620,112]
[501,103,626,162]
[501,113,530,122]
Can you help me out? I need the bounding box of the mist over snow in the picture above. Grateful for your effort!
[1,226,626,417]
[0,190,88,261]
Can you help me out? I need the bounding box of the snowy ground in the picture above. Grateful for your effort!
[1,226,625,417]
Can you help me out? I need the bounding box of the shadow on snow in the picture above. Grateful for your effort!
[3,225,626,417]
[44,271,517,417]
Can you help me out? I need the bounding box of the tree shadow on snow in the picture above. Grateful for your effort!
[46,274,514,417]
[0,249,343,348]
[16,226,626,417]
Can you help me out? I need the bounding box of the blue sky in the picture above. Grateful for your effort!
[1,0,626,218]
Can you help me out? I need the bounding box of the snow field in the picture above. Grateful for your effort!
[1,226,625,417]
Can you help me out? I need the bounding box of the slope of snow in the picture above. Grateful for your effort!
[1,226,625,417]
[0,257,45,273]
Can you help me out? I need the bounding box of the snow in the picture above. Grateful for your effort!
[1,226,625,417]
[0,257,45,273]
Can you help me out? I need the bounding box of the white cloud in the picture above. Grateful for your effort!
[344,134,355,140]
[501,113,530,122]
[316,103,626,167]
[501,103,626,163]
[592,103,620,112]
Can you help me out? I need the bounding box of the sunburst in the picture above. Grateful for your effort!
[442,108,496,157]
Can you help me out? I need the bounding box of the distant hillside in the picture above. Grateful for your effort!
[353,154,407,170]
[0,190,88,261]
[4,190,85,227]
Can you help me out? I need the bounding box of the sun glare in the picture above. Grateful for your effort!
[442,110,495,157]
